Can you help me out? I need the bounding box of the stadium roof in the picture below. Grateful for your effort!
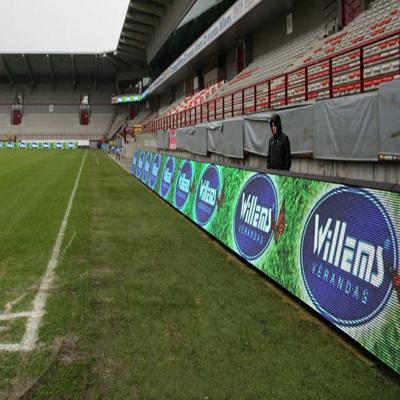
[0,0,192,87]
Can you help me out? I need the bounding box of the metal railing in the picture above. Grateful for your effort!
[144,29,400,134]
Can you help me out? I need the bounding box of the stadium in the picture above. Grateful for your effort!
[0,0,399,397]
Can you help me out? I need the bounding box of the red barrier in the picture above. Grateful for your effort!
[145,29,400,134]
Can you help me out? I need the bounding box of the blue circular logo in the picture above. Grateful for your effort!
[131,150,139,174]
[234,174,277,260]
[142,153,153,184]
[160,157,175,198]
[67,142,75,150]
[301,187,397,327]
[195,165,220,226]
[136,151,145,179]
[55,142,63,150]
[43,142,50,149]
[31,142,39,149]
[18,142,27,149]
[149,154,161,189]
[175,161,193,210]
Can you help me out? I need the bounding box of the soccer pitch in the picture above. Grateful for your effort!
[0,150,399,399]
[0,150,86,350]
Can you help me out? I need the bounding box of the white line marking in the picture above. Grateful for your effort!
[8,151,87,352]
[0,311,36,321]
[95,154,100,165]
[61,232,76,256]
[0,343,24,351]
[4,292,29,314]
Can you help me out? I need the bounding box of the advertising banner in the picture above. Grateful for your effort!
[0,141,78,150]
[169,129,177,150]
[130,149,400,374]
[111,94,142,104]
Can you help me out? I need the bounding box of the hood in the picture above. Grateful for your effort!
[270,113,282,135]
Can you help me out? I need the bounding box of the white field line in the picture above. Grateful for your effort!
[0,343,24,351]
[0,311,35,321]
[0,151,87,352]
[95,153,100,165]
[4,292,29,313]
[61,232,76,257]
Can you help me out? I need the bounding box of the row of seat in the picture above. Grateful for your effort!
[163,81,224,117]
[0,112,112,137]
[144,0,399,129]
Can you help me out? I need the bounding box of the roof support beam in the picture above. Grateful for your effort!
[117,43,146,59]
[121,30,150,43]
[130,2,166,17]
[153,0,173,6]
[127,12,159,27]
[120,37,147,50]
[112,55,135,70]
[46,54,56,88]
[93,54,99,89]
[124,22,154,36]
[71,54,77,91]
[115,52,146,69]
[22,54,35,88]
[0,55,14,87]
[105,55,123,71]
[115,49,147,63]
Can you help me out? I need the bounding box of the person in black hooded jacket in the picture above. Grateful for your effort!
[267,113,291,171]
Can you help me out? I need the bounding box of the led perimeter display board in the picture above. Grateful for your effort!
[0,141,78,150]
[111,94,142,104]
[130,149,400,374]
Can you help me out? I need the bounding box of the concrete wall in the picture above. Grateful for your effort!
[225,47,237,81]
[252,0,327,60]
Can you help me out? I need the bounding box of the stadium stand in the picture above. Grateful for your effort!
[144,0,399,132]
[0,83,116,141]
[106,112,128,139]
[0,0,397,180]
[0,111,112,139]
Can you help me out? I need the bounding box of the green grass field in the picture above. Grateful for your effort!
[0,149,399,399]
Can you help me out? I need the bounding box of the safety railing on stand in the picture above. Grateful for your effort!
[144,29,400,134]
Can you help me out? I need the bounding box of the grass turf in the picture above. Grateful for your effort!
[0,149,399,399]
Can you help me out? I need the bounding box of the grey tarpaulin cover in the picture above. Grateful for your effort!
[313,92,379,160]
[279,105,314,155]
[243,112,272,155]
[243,106,313,155]
[175,127,192,151]
[157,130,169,150]
[207,121,224,154]
[378,79,400,155]
[222,117,244,158]
[187,124,207,156]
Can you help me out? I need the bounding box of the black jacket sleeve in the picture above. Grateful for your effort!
[284,135,291,171]
[267,138,271,169]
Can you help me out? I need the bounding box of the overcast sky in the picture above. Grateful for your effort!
[0,0,130,54]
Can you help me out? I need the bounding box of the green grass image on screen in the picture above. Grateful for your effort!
[134,150,400,376]
[0,148,398,399]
